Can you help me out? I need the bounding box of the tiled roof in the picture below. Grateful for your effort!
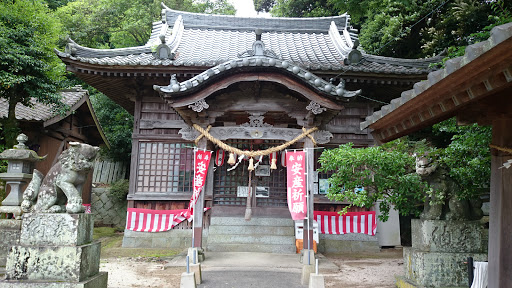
[57,8,441,75]
[360,22,512,130]
[0,86,87,122]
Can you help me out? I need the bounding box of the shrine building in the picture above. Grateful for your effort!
[57,5,441,253]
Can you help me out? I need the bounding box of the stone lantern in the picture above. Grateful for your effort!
[0,134,45,219]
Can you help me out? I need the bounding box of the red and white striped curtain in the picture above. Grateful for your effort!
[314,211,377,236]
[125,208,191,232]
[125,207,211,232]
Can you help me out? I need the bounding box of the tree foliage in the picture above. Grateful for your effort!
[318,140,428,221]
[269,0,511,58]
[0,0,67,147]
[432,119,491,200]
[89,92,134,162]
[55,0,235,49]
[318,118,492,220]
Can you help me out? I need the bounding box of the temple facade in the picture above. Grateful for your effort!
[57,6,440,252]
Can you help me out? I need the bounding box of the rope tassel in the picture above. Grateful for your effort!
[228,152,236,165]
[271,158,277,170]
[248,158,255,171]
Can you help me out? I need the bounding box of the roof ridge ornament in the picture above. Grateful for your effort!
[238,29,280,59]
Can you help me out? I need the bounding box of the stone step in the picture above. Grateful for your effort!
[209,225,295,236]
[207,243,296,254]
[210,217,294,227]
[0,266,5,278]
[208,234,295,245]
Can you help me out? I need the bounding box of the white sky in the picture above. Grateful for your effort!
[230,0,270,17]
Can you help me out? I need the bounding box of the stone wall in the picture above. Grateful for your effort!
[90,188,126,228]
[123,228,208,251]
[318,233,380,254]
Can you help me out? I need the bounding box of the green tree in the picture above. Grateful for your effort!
[432,119,491,200]
[318,140,428,221]
[0,0,67,147]
[89,92,134,162]
[269,0,511,59]
[55,0,235,49]
[271,0,337,18]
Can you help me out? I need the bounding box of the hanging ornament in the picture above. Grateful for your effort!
[269,151,278,170]
[281,151,287,167]
[248,158,255,171]
[215,149,225,166]
[271,158,277,170]
[227,152,236,165]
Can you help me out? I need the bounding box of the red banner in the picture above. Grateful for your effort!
[186,149,212,218]
[286,151,307,220]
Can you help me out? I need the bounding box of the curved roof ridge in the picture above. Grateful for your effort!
[162,6,352,33]
[64,38,152,58]
[153,56,361,100]
[362,53,443,68]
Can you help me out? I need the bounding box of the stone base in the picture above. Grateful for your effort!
[411,219,486,253]
[20,213,93,246]
[123,228,208,250]
[0,219,22,270]
[395,276,462,288]
[301,264,315,285]
[0,271,108,288]
[308,274,325,288]
[318,233,380,254]
[6,242,101,282]
[404,248,487,287]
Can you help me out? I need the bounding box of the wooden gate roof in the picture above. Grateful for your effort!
[360,22,512,143]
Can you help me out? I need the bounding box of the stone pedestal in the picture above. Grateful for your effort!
[0,219,22,277]
[398,219,487,288]
[0,213,107,288]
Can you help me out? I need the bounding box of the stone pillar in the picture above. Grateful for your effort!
[488,119,512,288]
[0,213,107,287]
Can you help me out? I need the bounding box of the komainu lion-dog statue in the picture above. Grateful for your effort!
[21,142,99,213]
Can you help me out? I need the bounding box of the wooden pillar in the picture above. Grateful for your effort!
[127,93,142,205]
[488,119,512,288]
[302,138,315,252]
[193,137,207,248]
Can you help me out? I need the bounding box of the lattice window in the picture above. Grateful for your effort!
[136,142,194,193]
